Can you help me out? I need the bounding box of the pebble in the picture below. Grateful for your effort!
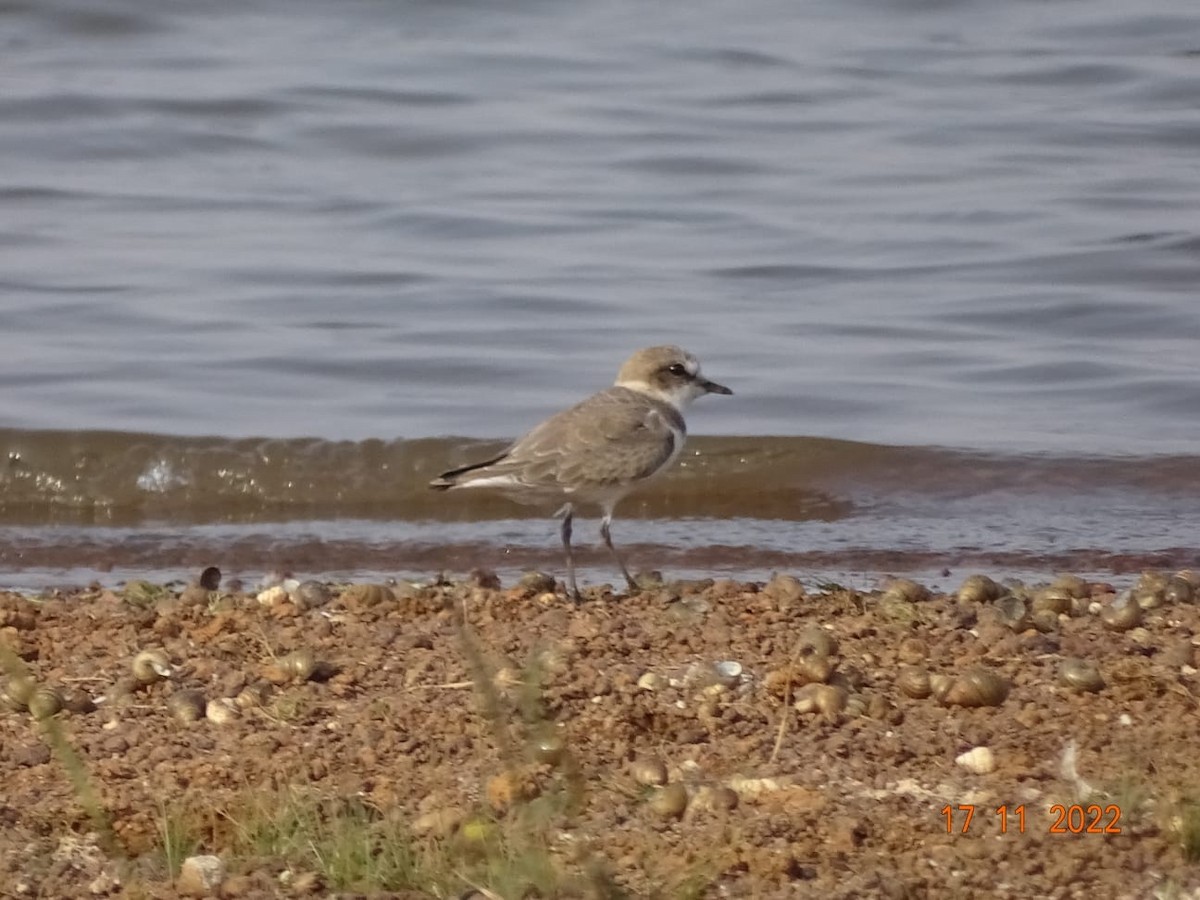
[177,855,226,896]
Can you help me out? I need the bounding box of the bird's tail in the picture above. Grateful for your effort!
[428,452,508,491]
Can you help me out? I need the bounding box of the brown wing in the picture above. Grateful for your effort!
[455,387,684,493]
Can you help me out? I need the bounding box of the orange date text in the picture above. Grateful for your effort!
[941,804,1121,835]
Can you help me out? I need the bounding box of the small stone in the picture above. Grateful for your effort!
[88,867,121,894]
[177,855,225,896]
[468,568,501,589]
[13,742,51,767]
[411,807,467,838]
[178,585,211,607]
[486,770,538,813]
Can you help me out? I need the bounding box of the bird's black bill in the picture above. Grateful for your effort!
[700,378,733,395]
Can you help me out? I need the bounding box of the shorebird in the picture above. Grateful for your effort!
[429,345,732,601]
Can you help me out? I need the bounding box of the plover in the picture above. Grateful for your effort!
[429,345,732,601]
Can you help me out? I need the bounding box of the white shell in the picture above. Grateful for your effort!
[256,585,289,607]
[955,746,997,775]
[637,672,667,692]
[205,698,239,725]
[713,660,743,686]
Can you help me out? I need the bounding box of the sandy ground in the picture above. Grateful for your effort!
[1,568,1199,899]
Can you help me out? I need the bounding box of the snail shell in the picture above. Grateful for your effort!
[1100,594,1142,632]
[993,595,1029,631]
[793,683,848,718]
[956,574,1002,605]
[280,649,317,682]
[1,674,36,712]
[1164,576,1195,605]
[235,683,271,709]
[518,570,558,593]
[636,672,667,692]
[631,756,669,787]
[27,686,64,720]
[691,785,739,813]
[935,668,1009,708]
[955,746,996,775]
[343,583,394,609]
[1030,608,1060,634]
[865,693,892,720]
[897,637,928,666]
[256,585,290,607]
[649,782,689,820]
[205,698,239,725]
[796,625,837,660]
[1049,573,1089,599]
[794,654,835,685]
[712,660,744,687]
[1058,659,1104,693]
[531,731,566,767]
[1132,571,1168,609]
[844,693,868,718]
[882,578,930,604]
[1175,569,1200,589]
[1132,587,1163,610]
[131,649,173,684]
[1031,589,1072,616]
[897,668,932,700]
[166,690,206,722]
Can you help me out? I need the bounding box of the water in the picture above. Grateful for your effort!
[1,0,1198,587]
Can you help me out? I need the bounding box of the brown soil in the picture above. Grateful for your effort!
[1,570,1199,899]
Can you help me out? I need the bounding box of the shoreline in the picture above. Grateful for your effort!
[0,540,1197,595]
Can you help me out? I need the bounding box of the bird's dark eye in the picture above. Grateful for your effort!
[667,363,688,377]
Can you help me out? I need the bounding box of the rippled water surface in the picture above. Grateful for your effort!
[1,0,1198,585]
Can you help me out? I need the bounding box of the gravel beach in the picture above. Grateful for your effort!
[2,569,1198,899]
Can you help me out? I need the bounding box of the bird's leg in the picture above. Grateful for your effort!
[600,514,639,594]
[558,505,582,602]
